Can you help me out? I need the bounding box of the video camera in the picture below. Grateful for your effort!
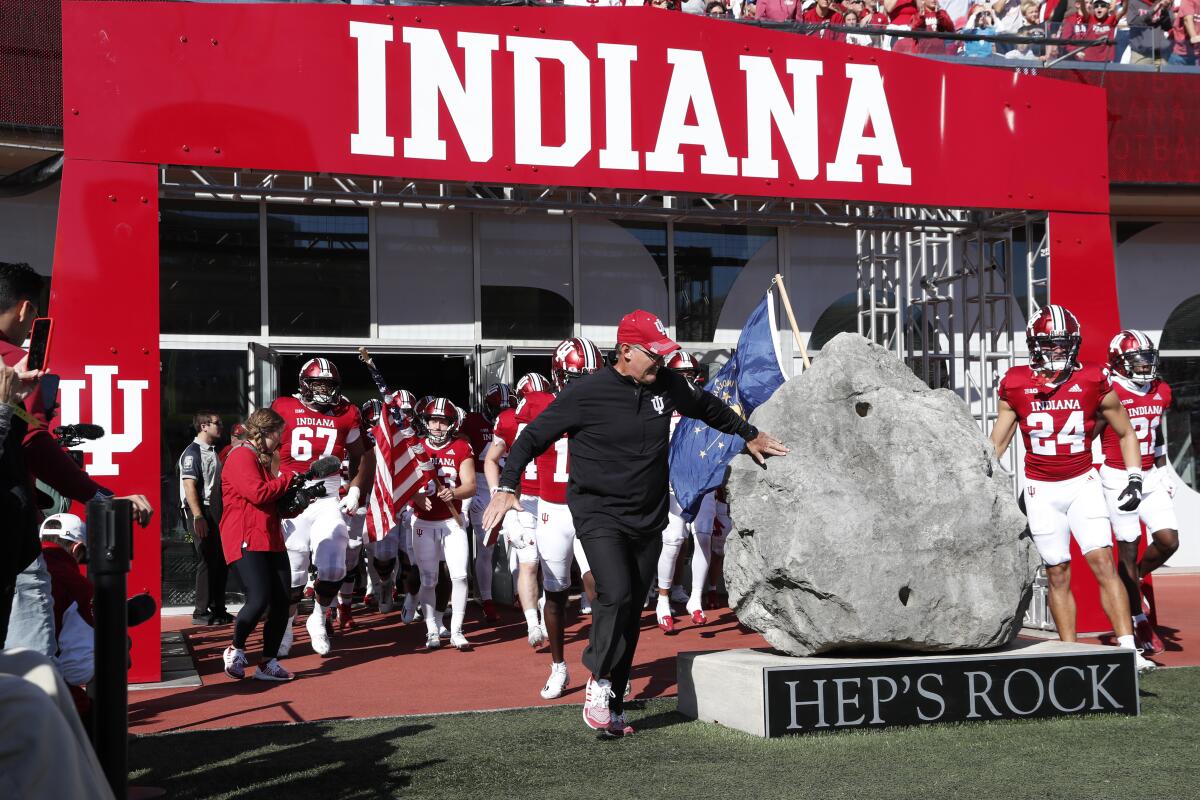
[277,454,341,518]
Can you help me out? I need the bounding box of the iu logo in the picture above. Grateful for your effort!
[651,396,665,415]
[58,365,150,477]
[541,512,550,524]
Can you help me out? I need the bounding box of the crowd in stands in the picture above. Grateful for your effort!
[528,0,1200,65]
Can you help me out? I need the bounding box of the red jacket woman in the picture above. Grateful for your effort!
[220,440,293,565]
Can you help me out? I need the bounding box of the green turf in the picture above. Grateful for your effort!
[130,667,1200,800]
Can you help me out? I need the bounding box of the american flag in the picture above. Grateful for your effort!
[366,412,436,542]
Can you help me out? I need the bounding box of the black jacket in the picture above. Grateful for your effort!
[499,366,757,535]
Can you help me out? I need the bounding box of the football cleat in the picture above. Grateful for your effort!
[401,595,418,624]
[378,582,395,614]
[580,594,592,615]
[303,584,315,601]
[603,712,635,739]
[540,662,570,700]
[223,646,247,680]
[527,625,546,649]
[691,609,708,626]
[450,630,472,651]
[582,677,615,731]
[362,592,376,609]
[335,601,356,631]
[277,616,294,657]
[1135,617,1165,655]
[657,612,675,634]
[481,599,500,623]
[307,607,332,656]
[1135,650,1158,673]
[424,632,441,651]
[253,659,294,682]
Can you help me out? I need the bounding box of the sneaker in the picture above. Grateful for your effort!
[1135,617,1165,655]
[401,596,417,624]
[424,631,441,650]
[580,594,592,615]
[211,611,234,625]
[582,677,615,730]
[439,622,451,639]
[222,646,247,680]
[604,712,635,738]
[540,662,569,699]
[527,625,546,649]
[191,614,213,626]
[1135,650,1158,673]
[307,607,332,656]
[253,658,294,682]
[482,599,500,623]
[336,601,356,631]
[450,630,472,651]
[669,585,690,606]
[278,616,294,657]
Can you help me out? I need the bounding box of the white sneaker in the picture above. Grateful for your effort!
[669,585,690,606]
[582,676,615,730]
[424,631,441,650]
[401,595,417,624]
[277,616,294,657]
[223,646,247,680]
[379,581,395,614]
[253,658,294,682]
[1135,651,1158,673]
[580,594,592,615]
[527,624,546,649]
[450,630,472,651]
[307,607,332,656]
[540,662,569,699]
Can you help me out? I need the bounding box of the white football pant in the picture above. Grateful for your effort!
[1023,470,1112,566]
[1099,464,1178,541]
[284,495,350,588]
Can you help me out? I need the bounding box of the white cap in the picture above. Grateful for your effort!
[40,513,87,546]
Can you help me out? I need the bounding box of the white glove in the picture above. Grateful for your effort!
[339,486,361,515]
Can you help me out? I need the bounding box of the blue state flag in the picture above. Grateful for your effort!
[669,288,788,521]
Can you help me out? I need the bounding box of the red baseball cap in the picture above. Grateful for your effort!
[616,310,680,357]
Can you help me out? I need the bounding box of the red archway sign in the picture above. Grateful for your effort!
[56,1,1118,680]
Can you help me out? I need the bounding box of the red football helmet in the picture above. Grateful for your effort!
[386,388,416,417]
[1108,329,1159,386]
[666,350,701,380]
[516,373,551,398]
[416,396,462,445]
[1026,305,1081,378]
[484,383,516,422]
[299,358,341,408]
[551,337,604,390]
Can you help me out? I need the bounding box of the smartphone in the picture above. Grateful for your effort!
[26,317,53,372]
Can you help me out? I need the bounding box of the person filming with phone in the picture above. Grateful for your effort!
[0,261,153,654]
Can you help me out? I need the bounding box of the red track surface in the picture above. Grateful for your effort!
[129,573,1200,734]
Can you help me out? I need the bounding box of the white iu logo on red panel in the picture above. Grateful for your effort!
[57,365,150,477]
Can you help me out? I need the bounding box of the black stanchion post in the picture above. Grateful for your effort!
[88,497,132,800]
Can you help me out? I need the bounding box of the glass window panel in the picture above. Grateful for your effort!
[160,201,261,335]
[267,207,369,337]
[376,210,474,342]
[579,220,668,342]
[1162,295,1200,351]
[1161,357,1200,492]
[160,349,249,606]
[674,224,776,343]
[276,353,473,411]
[479,215,572,341]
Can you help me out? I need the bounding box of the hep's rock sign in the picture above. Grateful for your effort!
[726,333,1038,656]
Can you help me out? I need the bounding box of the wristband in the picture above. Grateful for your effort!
[1127,470,1143,481]
[495,486,517,495]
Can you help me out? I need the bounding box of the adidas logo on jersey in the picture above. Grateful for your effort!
[1068,385,1083,393]
[1153,393,1162,400]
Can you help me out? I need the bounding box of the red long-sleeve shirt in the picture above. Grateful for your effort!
[219,444,294,565]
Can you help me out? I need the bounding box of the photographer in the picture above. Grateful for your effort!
[0,261,152,652]
[219,408,297,682]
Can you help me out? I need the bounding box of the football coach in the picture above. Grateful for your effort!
[482,310,788,737]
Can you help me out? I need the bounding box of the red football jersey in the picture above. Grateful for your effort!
[460,411,494,472]
[272,395,362,490]
[1101,378,1172,471]
[492,406,539,497]
[523,392,571,504]
[999,364,1110,481]
[414,437,473,521]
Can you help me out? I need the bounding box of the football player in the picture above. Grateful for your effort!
[654,351,711,631]
[533,337,604,699]
[990,306,1154,670]
[411,398,476,650]
[1097,330,1178,655]
[463,384,516,623]
[485,385,545,647]
[516,372,552,398]
[273,358,375,657]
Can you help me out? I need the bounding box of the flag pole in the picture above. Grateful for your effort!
[773,274,811,370]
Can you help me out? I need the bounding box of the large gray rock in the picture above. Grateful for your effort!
[725,332,1038,656]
